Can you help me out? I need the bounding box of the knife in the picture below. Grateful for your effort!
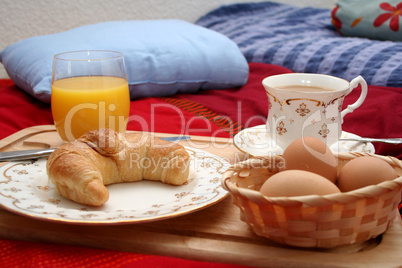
[0,136,191,162]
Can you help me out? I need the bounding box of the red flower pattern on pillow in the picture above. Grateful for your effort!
[374,2,402,31]
[331,6,342,32]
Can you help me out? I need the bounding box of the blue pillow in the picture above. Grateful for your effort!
[0,20,249,103]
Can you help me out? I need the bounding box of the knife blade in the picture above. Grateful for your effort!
[0,148,57,162]
[0,135,191,162]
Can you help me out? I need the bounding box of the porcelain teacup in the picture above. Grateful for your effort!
[262,73,368,150]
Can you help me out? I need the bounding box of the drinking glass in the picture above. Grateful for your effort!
[51,50,130,141]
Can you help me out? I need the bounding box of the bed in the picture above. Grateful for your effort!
[1,1,401,267]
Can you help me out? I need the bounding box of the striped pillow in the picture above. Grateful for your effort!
[196,1,402,88]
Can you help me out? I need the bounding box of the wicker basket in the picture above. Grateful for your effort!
[221,153,402,248]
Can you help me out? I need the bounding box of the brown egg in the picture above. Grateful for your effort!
[260,170,341,197]
[283,137,338,183]
[337,156,398,192]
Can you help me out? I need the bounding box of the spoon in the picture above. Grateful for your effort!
[339,137,402,145]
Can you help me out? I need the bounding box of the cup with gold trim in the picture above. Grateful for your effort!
[262,73,368,150]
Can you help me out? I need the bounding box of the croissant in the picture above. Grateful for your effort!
[46,129,190,206]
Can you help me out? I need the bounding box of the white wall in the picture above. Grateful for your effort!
[0,0,337,78]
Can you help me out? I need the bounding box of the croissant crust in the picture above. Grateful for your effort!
[46,129,190,206]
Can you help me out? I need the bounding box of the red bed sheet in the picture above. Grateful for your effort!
[0,63,401,267]
[1,63,401,158]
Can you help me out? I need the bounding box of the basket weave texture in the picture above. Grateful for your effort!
[221,153,402,248]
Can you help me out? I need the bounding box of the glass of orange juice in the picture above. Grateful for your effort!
[51,50,130,141]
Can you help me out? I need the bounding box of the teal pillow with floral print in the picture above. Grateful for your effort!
[332,1,402,41]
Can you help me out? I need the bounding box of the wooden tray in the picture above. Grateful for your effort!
[1,125,401,268]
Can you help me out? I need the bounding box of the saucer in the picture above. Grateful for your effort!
[234,125,375,157]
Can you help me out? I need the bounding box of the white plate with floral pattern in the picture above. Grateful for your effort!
[0,147,230,225]
[234,125,375,157]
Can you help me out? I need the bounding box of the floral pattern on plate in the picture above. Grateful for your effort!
[0,147,230,225]
[234,125,375,157]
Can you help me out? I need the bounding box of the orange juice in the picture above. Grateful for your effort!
[52,76,130,141]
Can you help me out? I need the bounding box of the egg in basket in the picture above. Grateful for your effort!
[221,137,402,248]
